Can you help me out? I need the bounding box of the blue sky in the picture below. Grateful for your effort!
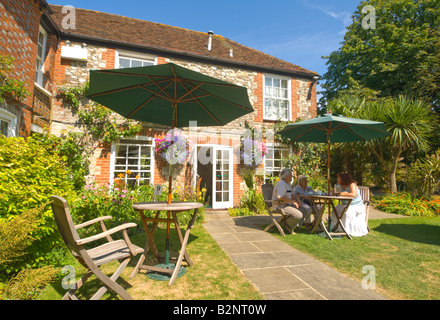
[49,0,360,83]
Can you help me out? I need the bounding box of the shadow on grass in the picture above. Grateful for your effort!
[373,223,440,246]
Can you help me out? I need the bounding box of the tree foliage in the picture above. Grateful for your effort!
[328,94,438,193]
[321,0,440,111]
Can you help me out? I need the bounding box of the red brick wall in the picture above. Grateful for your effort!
[291,79,299,122]
[1,0,39,105]
[0,0,55,137]
[102,48,116,69]
[95,144,112,185]
[309,81,317,118]
[156,57,168,65]
[253,73,263,122]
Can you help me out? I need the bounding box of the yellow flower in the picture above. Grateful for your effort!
[118,173,124,179]
[126,169,131,174]
[135,175,140,179]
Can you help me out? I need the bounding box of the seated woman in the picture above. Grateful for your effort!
[272,169,311,234]
[331,172,368,237]
[293,175,314,228]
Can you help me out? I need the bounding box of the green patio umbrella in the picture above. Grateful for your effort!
[277,113,389,194]
[86,63,253,279]
[86,62,253,128]
[86,62,253,203]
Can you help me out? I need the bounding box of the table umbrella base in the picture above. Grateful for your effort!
[146,263,186,281]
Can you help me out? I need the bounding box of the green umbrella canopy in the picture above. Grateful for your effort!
[277,113,388,143]
[87,63,254,207]
[86,63,254,127]
[277,113,389,194]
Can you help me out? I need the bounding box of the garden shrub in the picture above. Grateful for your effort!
[71,180,206,239]
[71,182,145,237]
[375,193,440,217]
[239,188,267,214]
[227,207,254,217]
[404,149,440,198]
[34,132,91,191]
[0,135,76,272]
[0,204,58,299]
[169,184,206,225]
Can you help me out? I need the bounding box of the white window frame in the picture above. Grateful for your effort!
[110,136,155,187]
[264,143,291,181]
[0,107,17,137]
[115,50,157,69]
[263,74,292,121]
[35,25,48,86]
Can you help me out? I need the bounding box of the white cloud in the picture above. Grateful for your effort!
[298,0,353,27]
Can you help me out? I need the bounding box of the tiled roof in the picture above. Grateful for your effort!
[49,5,318,78]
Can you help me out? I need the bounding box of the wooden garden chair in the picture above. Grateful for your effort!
[50,195,143,300]
[261,183,290,237]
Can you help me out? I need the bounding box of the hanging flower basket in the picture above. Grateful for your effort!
[239,137,268,167]
[155,129,193,165]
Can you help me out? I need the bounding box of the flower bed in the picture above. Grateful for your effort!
[374,193,440,217]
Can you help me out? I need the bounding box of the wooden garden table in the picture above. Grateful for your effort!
[129,201,203,285]
[307,194,353,240]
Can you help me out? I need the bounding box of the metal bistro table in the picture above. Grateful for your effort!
[130,201,203,285]
[307,194,353,240]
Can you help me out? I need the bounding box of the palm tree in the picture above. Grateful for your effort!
[363,96,438,193]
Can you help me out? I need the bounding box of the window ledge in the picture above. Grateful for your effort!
[263,118,289,122]
[34,83,53,98]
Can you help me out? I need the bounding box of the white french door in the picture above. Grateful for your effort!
[212,146,233,209]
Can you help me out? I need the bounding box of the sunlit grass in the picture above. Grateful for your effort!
[272,216,440,300]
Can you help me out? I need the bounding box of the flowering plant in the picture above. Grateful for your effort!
[239,137,268,167]
[155,129,193,164]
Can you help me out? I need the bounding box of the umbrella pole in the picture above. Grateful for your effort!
[327,141,331,195]
[327,139,332,233]
[165,103,177,266]
[165,211,170,265]
[168,103,177,205]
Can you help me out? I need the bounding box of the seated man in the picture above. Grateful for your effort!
[272,169,311,234]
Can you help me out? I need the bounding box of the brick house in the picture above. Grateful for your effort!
[1,2,319,209]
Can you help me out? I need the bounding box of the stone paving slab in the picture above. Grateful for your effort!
[243,267,309,293]
[203,211,388,300]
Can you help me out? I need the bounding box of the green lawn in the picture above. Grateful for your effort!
[38,215,440,300]
[273,216,440,300]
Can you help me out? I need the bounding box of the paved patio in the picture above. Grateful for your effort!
[202,207,396,300]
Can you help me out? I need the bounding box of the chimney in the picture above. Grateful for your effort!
[207,31,214,51]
